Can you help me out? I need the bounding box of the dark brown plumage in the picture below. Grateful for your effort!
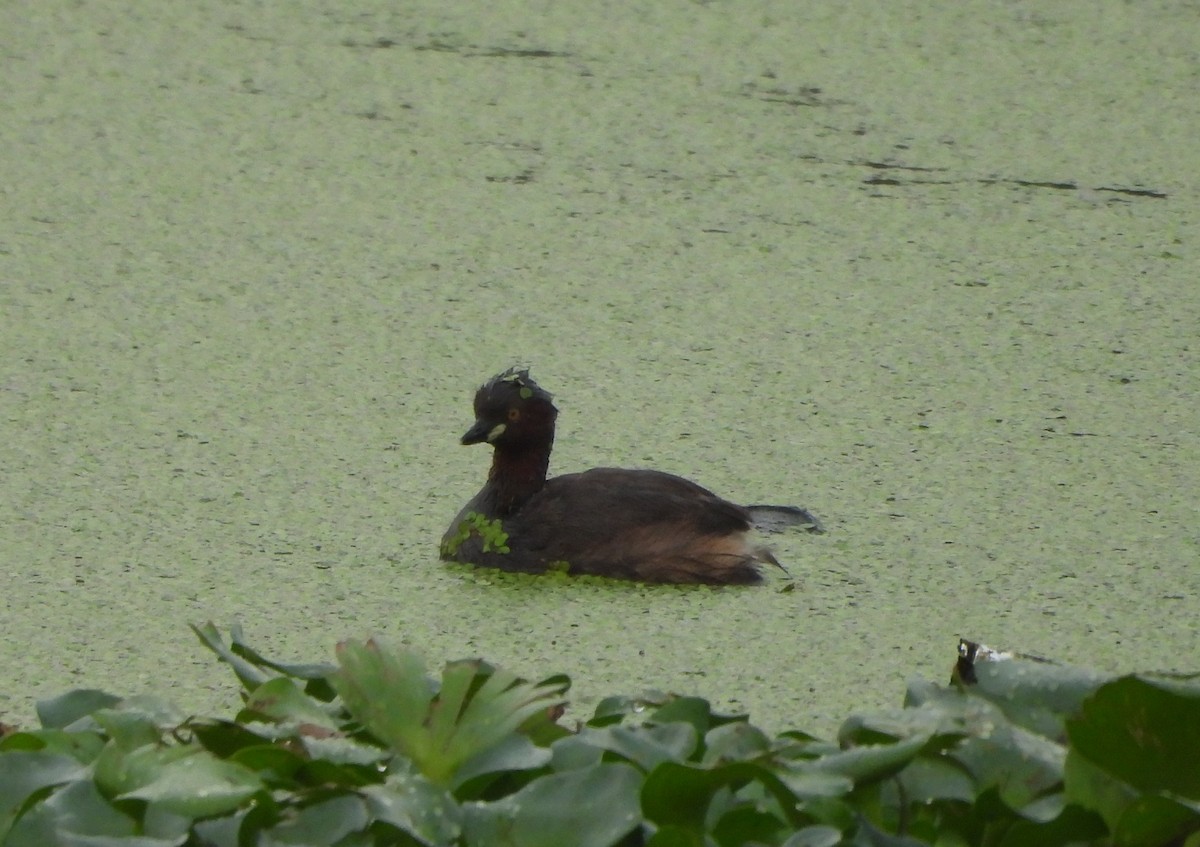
[440,368,815,584]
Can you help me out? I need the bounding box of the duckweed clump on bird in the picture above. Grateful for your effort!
[440,511,511,557]
[1,625,1197,846]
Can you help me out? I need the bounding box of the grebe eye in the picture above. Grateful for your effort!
[507,408,520,422]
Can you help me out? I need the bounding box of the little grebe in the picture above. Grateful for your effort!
[440,368,820,584]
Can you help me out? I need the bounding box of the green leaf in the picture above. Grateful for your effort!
[192,810,249,847]
[0,728,106,763]
[894,756,975,804]
[994,801,1107,847]
[644,827,699,847]
[453,733,552,792]
[462,762,642,847]
[189,718,273,759]
[559,722,698,772]
[1063,746,1137,831]
[1067,674,1200,798]
[229,744,306,783]
[300,734,390,768]
[1110,794,1200,847]
[773,765,854,800]
[781,825,843,846]
[712,803,789,846]
[1065,747,1200,846]
[952,722,1065,812]
[589,695,646,727]
[56,835,185,846]
[35,689,122,730]
[362,771,462,845]
[226,626,337,682]
[331,639,566,788]
[843,682,969,745]
[967,656,1107,739]
[261,794,369,845]
[92,705,171,752]
[642,760,803,831]
[810,734,930,782]
[0,751,86,840]
[4,778,137,846]
[448,662,565,760]
[702,721,771,765]
[649,696,742,739]
[99,743,262,817]
[191,622,274,691]
[243,677,340,729]
[52,779,138,835]
[330,638,436,755]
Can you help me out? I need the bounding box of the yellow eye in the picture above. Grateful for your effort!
[507,408,520,422]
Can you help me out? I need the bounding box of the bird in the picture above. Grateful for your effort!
[440,367,821,585]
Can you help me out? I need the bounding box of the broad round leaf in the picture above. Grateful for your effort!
[463,762,642,847]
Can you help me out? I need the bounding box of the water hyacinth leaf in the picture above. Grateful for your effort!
[189,718,274,759]
[951,723,1065,812]
[191,809,249,847]
[229,744,306,782]
[295,756,379,790]
[702,721,771,764]
[643,827,694,847]
[522,692,572,747]
[362,771,462,845]
[589,695,645,727]
[711,804,789,846]
[261,794,369,846]
[1067,674,1200,799]
[91,707,171,752]
[426,659,480,738]
[191,622,274,691]
[56,835,184,847]
[452,732,552,792]
[797,796,856,833]
[565,722,698,772]
[1110,794,1200,847]
[1065,738,1200,845]
[894,755,976,804]
[35,689,122,730]
[332,639,566,788]
[0,751,86,837]
[781,824,843,847]
[549,735,605,772]
[243,676,340,730]
[841,688,970,746]
[300,734,390,768]
[36,777,137,836]
[810,734,929,782]
[773,765,854,800]
[107,745,262,817]
[995,802,1108,847]
[448,662,568,755]
[0,802,57,847]
[1063,747,1137,833]
[853,818,933,846]
[776,735,842,764]
[642,761,803,831]
[462,762,642,847]
[330,638,436,754]
[226,625,336,682]
[0,727,106,763]
[649,696,740,738]
[968,656,1107,739]
[143,803,194,842]
[94,742,192,798]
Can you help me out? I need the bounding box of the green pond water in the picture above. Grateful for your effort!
[2,0,1197,735]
